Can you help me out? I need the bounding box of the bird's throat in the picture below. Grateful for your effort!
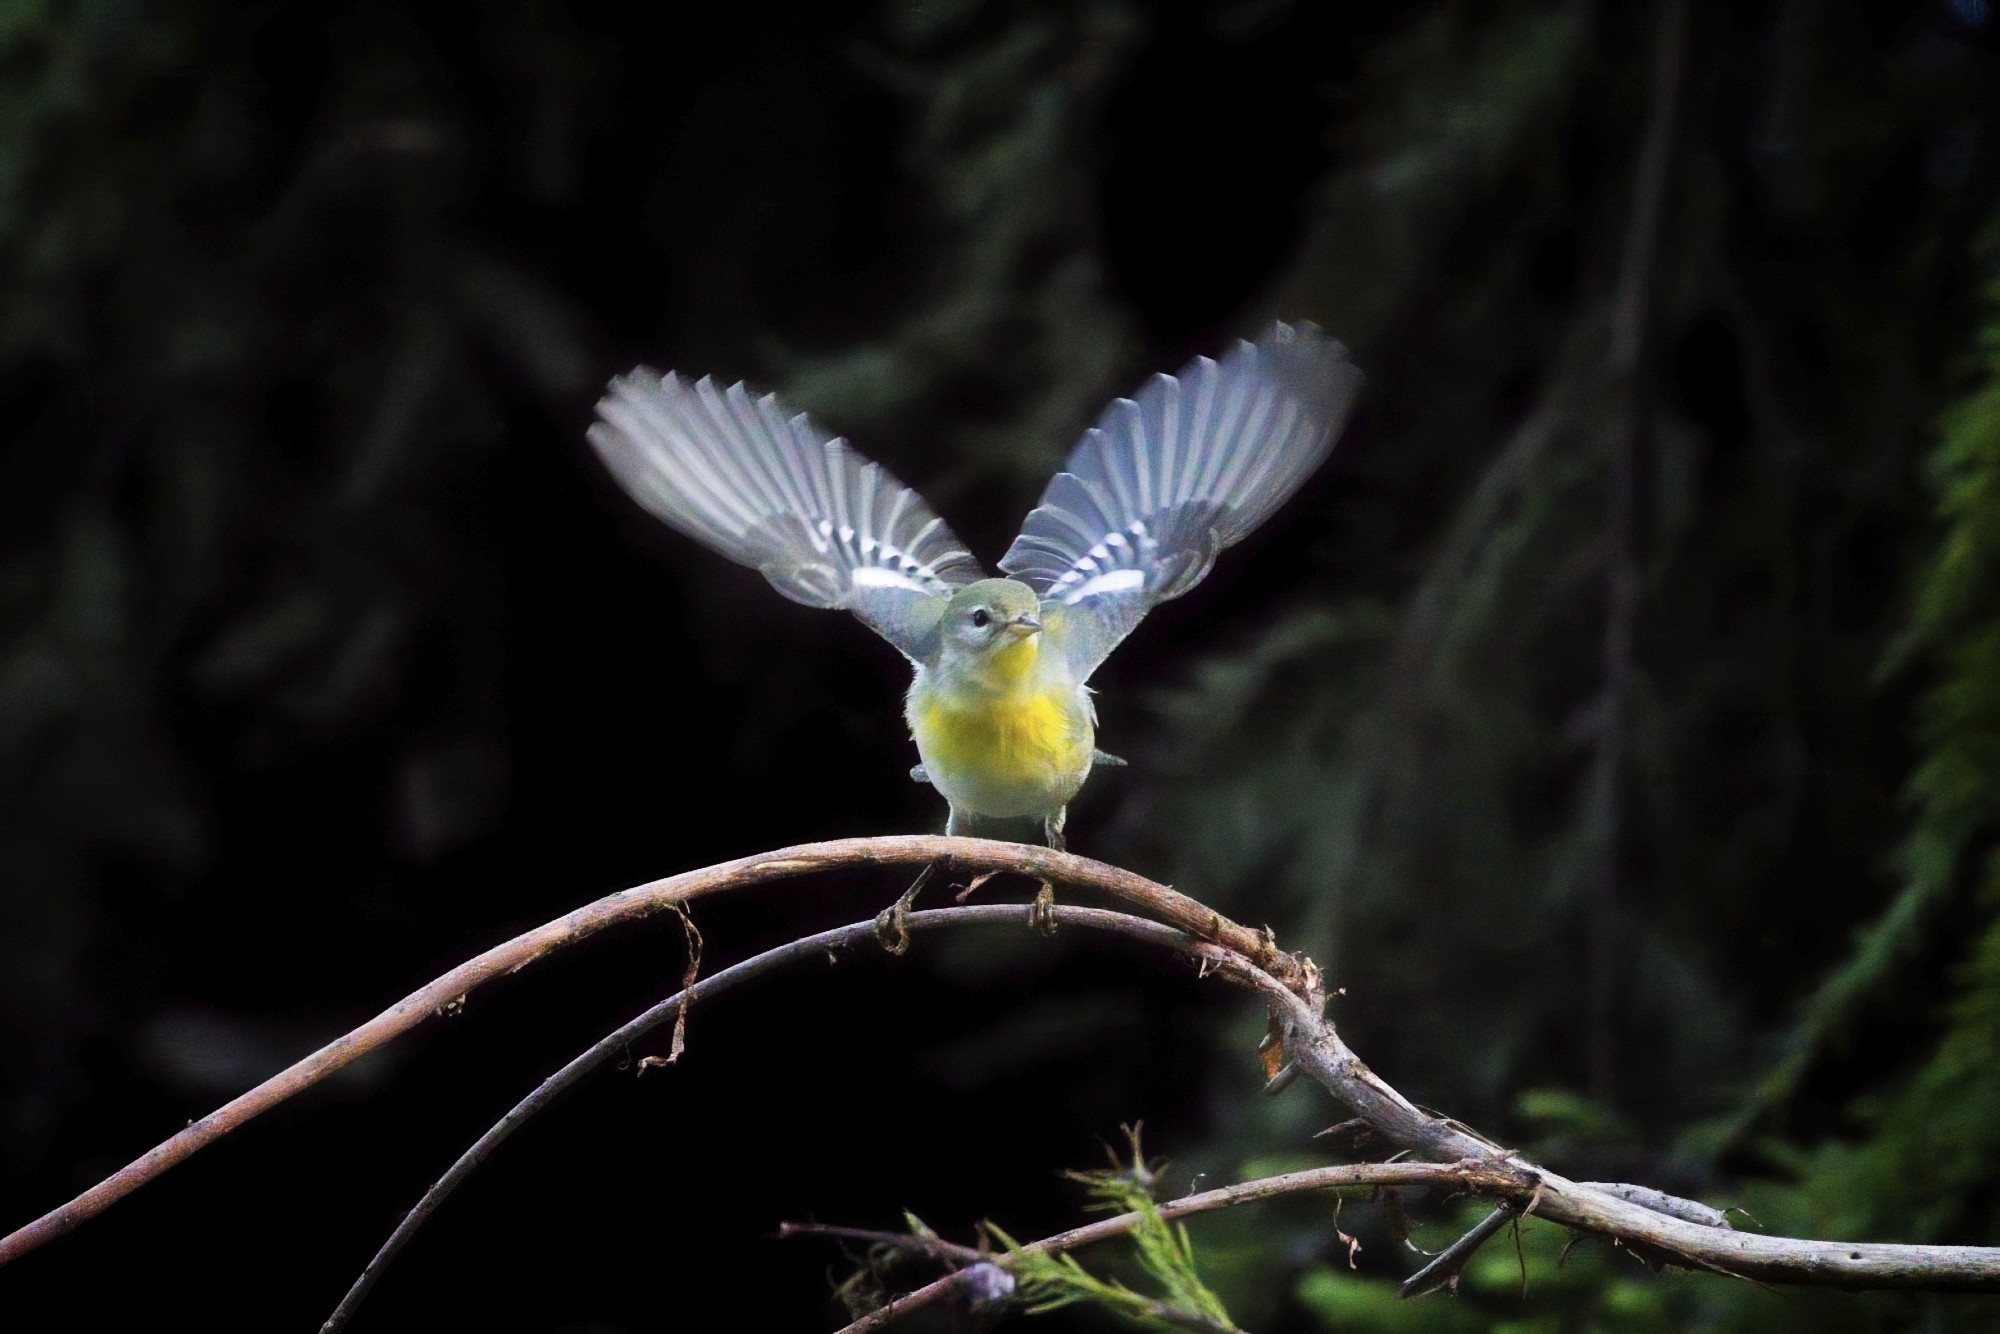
[983,632,1041,692]
[909,632,1091,819]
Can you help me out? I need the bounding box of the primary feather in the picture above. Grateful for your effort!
[589,369,985,658]
[1001,321,1361,679]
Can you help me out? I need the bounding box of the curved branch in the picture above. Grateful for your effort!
[11,836,2000,1322]
[0,837,1300,1267]
[1265,985,2000,1292]
[322,904,1229,1331]
[834,1158,1532,1333]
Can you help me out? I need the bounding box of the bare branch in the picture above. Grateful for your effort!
[321,904,1226,1331]
[853,973,2000,1332]
[0,836,1303,1267]
[835,1159,1527,1334]
[1267,982,2000,1292]
[10,833,2000,1328]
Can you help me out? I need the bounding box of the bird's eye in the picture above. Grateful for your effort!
[971,609,991,628]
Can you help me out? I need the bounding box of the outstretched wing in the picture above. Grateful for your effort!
[590,369,985,659]
[1000,321,1360,680]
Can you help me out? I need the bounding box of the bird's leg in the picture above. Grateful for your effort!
[880,807,970,954]
[875,862,936,956]
[1030,807,1066,935]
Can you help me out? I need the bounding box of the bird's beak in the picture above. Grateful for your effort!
[1008,613,1043,637]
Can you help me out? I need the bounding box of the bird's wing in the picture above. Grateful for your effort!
[999,321,1361,680]
[590,369,985,660]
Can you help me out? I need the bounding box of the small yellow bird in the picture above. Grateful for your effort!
[588,321,1360,852]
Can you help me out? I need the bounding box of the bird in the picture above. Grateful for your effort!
[587,320,1361,886]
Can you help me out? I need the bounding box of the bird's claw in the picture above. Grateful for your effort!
[877,862,938,956]
[1030,882,1058,936]
[875,901,911,955]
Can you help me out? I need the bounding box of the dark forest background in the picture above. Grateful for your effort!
[5,0,2000,1330]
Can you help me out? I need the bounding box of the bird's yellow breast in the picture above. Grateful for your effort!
[907,641,1094,820]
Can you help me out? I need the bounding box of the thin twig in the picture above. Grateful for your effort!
[1399,1203,1517,1299]
[0,836,1303,1267]
[774,1222,984,1267]
[662,902,702,1065]
[321,904,1222,1331]
[837,1160,1526,1334]
[1312,1116,1370,1143]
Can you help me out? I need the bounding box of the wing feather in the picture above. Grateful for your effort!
[1001,321,1360,679]
[591,369,984,659]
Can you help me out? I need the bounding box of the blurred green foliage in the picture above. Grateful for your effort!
[1652,249,2000,1333]
[0,0,592,1162]
[1104,0,2000,1328]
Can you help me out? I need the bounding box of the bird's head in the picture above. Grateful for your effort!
[935,578,1044,687]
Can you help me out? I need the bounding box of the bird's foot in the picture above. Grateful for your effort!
[1030,882,1058,936]
[1043,809,1067,853]
[875,862,938,956]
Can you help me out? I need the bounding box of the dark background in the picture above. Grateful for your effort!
[5,1,2000,1331]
